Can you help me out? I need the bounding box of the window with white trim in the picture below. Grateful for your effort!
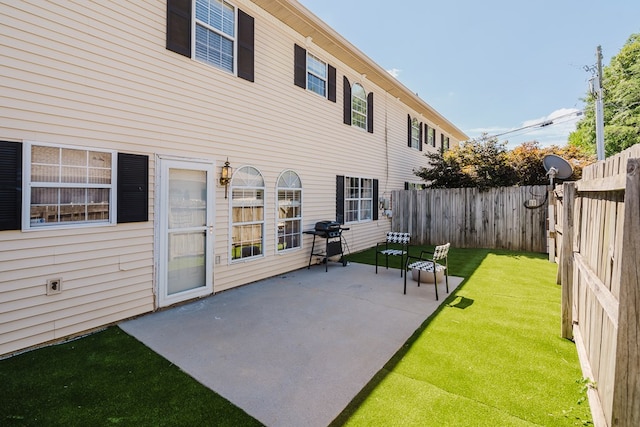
[231,166,264,260]
[195,0,236,73]
[351,83,367,130]
[306,53,327,97]
[345,177,373,223]
[406,182,426,190]
[276,170,302,252]
[427,126,435,147]
[24,142,115,229]
[441,134,450,152]
[410,117,420,149]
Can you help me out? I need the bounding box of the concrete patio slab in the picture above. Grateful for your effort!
[119,262,463,427]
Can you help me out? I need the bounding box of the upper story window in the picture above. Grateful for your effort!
[231,166,264,261]
[407,115,423,151]
[427,126,436,147]
[343,77,374,133]
[441,134,450,152]
[294,44,336,102]
[276,170,302,252]
[195,0,235,73]
[306,53,327,97]
[167,0,255,82]
[24,142,115,229]
[345,177,373,223]
[410,117,420,149]
[351,83,367,130]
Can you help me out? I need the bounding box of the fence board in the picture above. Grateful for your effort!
[612,158,640,426]
[392,186,548,252]
[559,144,640,427]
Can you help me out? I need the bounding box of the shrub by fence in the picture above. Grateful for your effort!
[557,144,640,427]
[391,185,548,252]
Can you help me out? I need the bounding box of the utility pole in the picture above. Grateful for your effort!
[594,45,605,160]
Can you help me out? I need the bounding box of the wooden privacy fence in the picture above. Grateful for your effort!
[391,185,548,252]
[558,144,640,427]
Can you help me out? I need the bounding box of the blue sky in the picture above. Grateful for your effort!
[297,0,640,148]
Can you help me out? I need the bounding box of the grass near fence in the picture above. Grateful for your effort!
[335,247,593,426]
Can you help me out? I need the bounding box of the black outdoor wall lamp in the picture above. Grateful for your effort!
[220,158,232,199]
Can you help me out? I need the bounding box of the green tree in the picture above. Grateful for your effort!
[570,33,640,156]
[415,138,594,189]
[414,134,517,190]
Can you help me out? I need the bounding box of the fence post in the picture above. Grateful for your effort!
[561,182,576,340]
[612,158,640,426]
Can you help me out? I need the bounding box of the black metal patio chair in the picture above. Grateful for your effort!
[375,232,411,277]
[404,242,450,300]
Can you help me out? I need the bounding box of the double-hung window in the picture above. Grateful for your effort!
[351,83,367,130]
[345,177,373,223]
[410,118,420,149]
[24,142,115,229]
[195,0,235,73]
[441,134,450,152]
[231,166,264,260]
[306,53,327,97]
[427,127,435,147]
[276,170,302,252]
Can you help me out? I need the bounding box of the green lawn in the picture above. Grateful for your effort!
[334,247,593,426]
[0,327,262,427]
[1,247,591,426]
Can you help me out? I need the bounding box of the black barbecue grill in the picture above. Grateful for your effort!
[314,220,342,238]
[304,221,349,271]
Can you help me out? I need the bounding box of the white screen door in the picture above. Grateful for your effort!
[158,159,214,307]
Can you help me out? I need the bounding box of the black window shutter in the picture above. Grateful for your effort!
[294,44,306,88]
[419,122,423,151]
[237,9,255,82]
[373,178,379,221]
[343,76,352,125]
[407,114,412,147]
[0,141,22,231]
[367,92,374,133]
[440,133,444,152]
[404,182,409,190]
[117,153,149,223]
[166,0,191,58]
[336,175,345,224]
[327,65,336,102]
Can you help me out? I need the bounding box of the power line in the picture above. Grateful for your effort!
[471,110,584,142]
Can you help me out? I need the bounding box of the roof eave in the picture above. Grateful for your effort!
[250,0,469,141]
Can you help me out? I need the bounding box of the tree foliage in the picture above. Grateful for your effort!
[569,33,640,156]
[414,135,594,190]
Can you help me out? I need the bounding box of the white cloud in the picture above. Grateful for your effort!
[386,68,401,78]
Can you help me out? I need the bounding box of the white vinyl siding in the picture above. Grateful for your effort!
[0,0,463,356]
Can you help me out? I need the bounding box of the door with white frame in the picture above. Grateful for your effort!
[158,158,214,307]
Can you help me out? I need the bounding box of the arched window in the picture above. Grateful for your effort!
[231,166,265,260]
[351,83,367,130]
[276,170,302,252]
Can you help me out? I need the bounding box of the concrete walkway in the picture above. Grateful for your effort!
[119,262,463,427]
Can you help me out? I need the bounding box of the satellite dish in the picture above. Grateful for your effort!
[543,154,573,186]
